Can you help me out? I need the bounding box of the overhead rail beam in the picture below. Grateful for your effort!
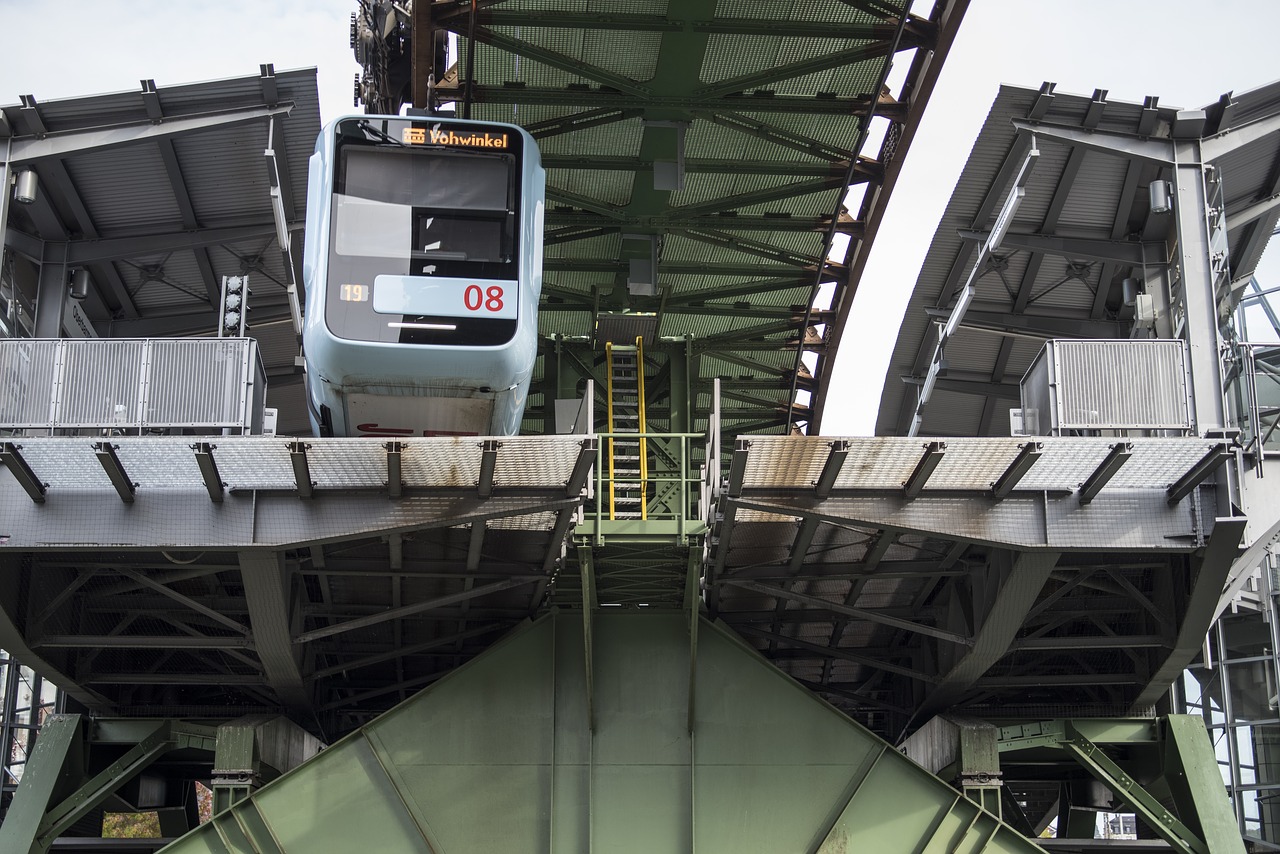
[908,140,1039,436]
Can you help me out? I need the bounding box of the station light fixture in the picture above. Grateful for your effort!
[69,269,91,301]
[13,169,38,205]
[220,275,249,337]
[1149,180,1173,214]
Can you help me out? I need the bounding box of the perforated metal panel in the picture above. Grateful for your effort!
[0,338,265,433]
[1021,340,1193,434]
[741,434,1221,494]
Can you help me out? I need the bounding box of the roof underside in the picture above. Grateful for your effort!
[362,0,967,438]
[876,79,1280,437]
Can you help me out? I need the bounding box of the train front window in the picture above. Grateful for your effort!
[333,145,516,271]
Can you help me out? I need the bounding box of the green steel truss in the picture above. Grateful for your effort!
[357,0,967,440]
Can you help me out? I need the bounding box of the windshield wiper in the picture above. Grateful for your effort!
[356,120,405,146]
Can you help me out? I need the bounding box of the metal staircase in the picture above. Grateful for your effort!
[606,337,648,520]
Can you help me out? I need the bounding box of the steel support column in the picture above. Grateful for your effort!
[1164,714,1249,854]
[1132,517,1247,710]
[909,551,1058,729]
[238,550,310,713]
[0,714,82,854]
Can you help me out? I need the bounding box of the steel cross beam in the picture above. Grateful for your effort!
[723,578,971,646]
[238,550,310,713]
[5,101,293,163]
[907,550,1059,730]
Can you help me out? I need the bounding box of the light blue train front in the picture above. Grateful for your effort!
[301,115,544,437]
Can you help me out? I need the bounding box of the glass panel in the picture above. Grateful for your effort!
[342,147,511,210]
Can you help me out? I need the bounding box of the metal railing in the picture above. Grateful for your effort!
[0,338,266,435]
[1225,342,1280,454]
[589,431,708,543]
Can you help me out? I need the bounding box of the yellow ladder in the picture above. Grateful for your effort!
[605,337,648,520]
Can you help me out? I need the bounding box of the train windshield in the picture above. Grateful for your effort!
[332,142,517,272]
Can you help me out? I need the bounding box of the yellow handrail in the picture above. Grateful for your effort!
[635,335,648,520]
[605,340,617,520]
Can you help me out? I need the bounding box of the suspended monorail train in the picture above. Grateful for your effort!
[301,115,544,437]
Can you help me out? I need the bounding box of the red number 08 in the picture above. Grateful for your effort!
[464,284,505,312]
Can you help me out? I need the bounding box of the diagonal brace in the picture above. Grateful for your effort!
[1061,723,1208,854]
[39,722,176,844]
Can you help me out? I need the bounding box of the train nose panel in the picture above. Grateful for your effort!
[345,393,494,437]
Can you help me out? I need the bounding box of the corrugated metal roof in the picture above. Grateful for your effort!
[873,79,1280,437]
[2,66,321,348]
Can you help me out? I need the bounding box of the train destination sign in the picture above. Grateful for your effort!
[401,126,510,149]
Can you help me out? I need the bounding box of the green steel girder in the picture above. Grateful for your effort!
[545,212,861,235]
[470,85,906,117]
[546,260,819,277]
[212,721,258,814]
[0,715,220,854]
[680,228,835,268]
[1060,727,1208,854]
[471,27,653,97]
[462,9,906,40]
[524,106,642,139]
[1164,715,1248,854]
[540,155,870,179]
[696,109,857,160]
[996,717,1246,854]
[0,715,84,854]
[154,612,1044,854]
[692,41,896,100]
[674,176,851,218]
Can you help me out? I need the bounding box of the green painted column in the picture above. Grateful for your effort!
[1164,715,1247,854]
[0,714,83,854]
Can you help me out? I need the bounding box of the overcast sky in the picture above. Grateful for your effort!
[1,0,1277,435]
